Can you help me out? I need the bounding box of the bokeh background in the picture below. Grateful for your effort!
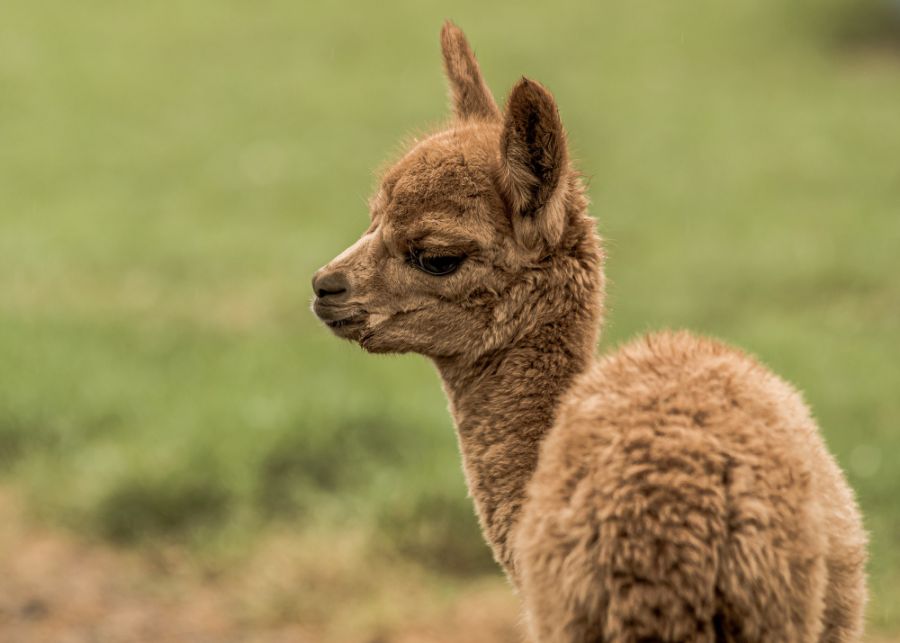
[1,1,899,641]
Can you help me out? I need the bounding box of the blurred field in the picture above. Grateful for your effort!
[1,0,899,641]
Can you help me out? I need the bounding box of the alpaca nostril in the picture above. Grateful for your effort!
[313,269,349,299]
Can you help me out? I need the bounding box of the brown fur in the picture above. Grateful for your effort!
[311,22,867,642]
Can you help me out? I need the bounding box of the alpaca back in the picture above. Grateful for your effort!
[515,331,866,642]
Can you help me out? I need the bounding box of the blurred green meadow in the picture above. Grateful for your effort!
[1,0,899,638]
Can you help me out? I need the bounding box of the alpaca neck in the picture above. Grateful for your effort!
[434,310,598,580]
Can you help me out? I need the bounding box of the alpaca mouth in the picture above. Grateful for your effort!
[325,315,365,330]
[324,315,367,341]
[312,300,367,337]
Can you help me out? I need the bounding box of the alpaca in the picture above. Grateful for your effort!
[311,22,867,642]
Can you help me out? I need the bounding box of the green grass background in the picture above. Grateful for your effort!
[1,0,899,635]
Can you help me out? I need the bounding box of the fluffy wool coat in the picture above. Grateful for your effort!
[312,22,867,642]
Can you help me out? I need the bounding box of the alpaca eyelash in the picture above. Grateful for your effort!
[407,247,466,276]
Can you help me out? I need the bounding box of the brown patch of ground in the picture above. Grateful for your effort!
[2,489,896,642]
[0,490,522,643]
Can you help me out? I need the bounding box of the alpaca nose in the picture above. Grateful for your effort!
[312,269,349,299]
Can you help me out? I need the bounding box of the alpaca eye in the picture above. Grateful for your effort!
[409,249,464,276]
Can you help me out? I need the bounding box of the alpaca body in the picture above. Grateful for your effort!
[312,22,867,642]
[514,331,866,642]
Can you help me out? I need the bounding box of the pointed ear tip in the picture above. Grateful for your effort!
[440,20,463,43]
[511,77,539,94]
[509,77,554,105]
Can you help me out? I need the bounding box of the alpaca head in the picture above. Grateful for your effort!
[312,22,603,361]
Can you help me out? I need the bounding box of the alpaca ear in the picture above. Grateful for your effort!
[440,21,500,121]
[499,77,569,249]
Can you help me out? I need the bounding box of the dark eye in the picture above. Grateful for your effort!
[409,248,465,276]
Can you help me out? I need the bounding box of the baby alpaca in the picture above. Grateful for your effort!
[311,22,867,642]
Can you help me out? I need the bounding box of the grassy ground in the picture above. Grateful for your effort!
[1,0,899,639]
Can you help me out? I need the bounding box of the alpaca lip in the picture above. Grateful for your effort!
[324,314,367,340]
[313,300,366,333]
[325,316,364,329]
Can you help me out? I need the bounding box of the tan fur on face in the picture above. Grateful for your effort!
[312,22,867,643]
